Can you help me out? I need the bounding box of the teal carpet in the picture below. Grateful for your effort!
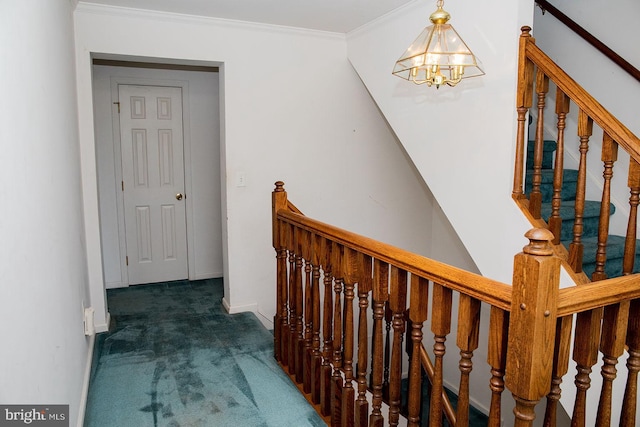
[84,279,326,427]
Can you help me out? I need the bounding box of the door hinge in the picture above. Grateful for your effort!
[113,102,120,113]
[126,256,128,266]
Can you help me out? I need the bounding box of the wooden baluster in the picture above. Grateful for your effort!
[623,158,640,275]
[341,248,358,427]
[369,260,389,427]
[529,69,550,219]
[355,254,372,427]
[320,238,334,417]
[407,275,429,427]
[513,26,535,199]
[456,294,482,427]
[388,266,407,427]
[505,228,560,427]
[549,89,570,244]
[295,228,305,383]
[429,283,453,427]
[488,307,509,427]
[302,230,313,392]
[620,299,640,427]
[592,134,618,281]
[383,301,392,402]
[288,224,297,374]
[568,110,593,273]
[331,242,344,427]
[596,301,631,426]
[311,234,323,404]
[272,182,288,363]
[571,307,603,427]
[543,316,573,427]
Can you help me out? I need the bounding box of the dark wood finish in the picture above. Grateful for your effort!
[534,0,640,83]
[623,158,640,275]
[568,110,593,273]
[311,235,322,404]
[549,88,570,245]
[592,134,618,281]
[369,260,389,427]
[276,209,512,311]
[571,307,603,426]
[543,315,572,427]
[407,275,429,427]
[303,232,313,393]
[272,182,288,363]
[419,346,456,425]
[488,307,509,427]
[557,274,640,315]
[505,228,559,427]
[429,283,452,427]
[523,38,640,160]
[341,248,357,427]
[294,229,305,383]
[273,182,640,427]
[320,238,334,417]
[288,226,297,373]
[388,267,407,427]
[355,255,372,427]
[456,294,481,426]
[621,299,640,426]
[331,243,344,427]
[596,301,630,426]
[529,68,550,219]
[513,27,535,199]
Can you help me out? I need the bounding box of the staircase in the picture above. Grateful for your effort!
[525,139,640,279]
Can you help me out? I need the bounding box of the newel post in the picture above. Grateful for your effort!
[272,181,288,362]
[505,228,560,426]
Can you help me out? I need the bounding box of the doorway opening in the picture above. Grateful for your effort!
[91,56,224,290]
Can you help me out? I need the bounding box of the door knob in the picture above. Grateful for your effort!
[176,193,183,200]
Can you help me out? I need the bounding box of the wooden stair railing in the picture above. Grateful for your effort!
[272,181,640,426]
[513,26,640,282]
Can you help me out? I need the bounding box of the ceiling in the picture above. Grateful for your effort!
[79,0,417,33]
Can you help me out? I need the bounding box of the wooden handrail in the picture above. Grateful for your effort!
[277,209,513,311]
[523,38,640,163]
[557,274,640,316]
[535,0,640,83]
[279,207,640,319]
[274,182,640,426]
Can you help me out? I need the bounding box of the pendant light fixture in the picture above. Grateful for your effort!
[392,0,484,88]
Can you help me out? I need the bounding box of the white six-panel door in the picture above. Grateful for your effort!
[118,84,188,285]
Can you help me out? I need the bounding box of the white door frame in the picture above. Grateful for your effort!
[109,76,197,285]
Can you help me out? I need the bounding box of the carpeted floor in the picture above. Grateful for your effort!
[84,278,326,427]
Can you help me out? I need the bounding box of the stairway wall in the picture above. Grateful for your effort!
[346,0,535,284]
[533,2,640,240]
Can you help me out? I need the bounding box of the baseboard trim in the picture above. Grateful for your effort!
[192,272,223,281]
[94,312,111,334]
[221,298,257,314]
[256,311,274,330]
[77,334,96,427]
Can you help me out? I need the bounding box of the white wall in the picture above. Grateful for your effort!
[74,3,457,329]
[92,65,223,288]
[347,0,534,283]
[0,1,91,426]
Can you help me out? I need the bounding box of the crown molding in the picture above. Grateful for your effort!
[75,2,346,41]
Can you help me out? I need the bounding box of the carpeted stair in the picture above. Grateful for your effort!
[525,140,640,278]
